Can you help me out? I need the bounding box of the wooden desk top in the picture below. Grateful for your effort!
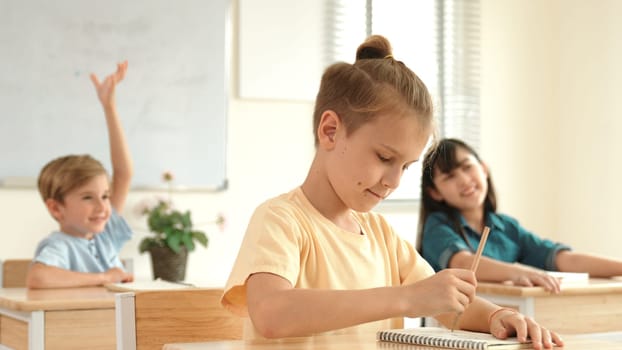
[163,332,622,350]
[477,278,622,297]
[0,287,116,311]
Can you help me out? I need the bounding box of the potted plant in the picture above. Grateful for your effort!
[138,172,222,281]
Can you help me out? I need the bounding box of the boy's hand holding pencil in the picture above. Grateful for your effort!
[450,226,491,332]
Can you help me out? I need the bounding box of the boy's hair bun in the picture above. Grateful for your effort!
[355,35,393,61]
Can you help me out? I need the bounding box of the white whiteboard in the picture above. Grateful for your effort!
[0,0,230,190]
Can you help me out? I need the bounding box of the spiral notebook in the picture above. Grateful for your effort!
[376,327,532,350]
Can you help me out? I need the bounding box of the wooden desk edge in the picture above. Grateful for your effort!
[477,279,622,297]
[162,332,622,350]
[0,287,116,311]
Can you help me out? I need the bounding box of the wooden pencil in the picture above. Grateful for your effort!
[469,226,491,272]
[450,225,491,331]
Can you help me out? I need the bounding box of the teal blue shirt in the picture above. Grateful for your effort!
[421,211,571,272]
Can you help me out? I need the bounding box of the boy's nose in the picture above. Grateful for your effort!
[382,167,402,189]
[94,198,107,210]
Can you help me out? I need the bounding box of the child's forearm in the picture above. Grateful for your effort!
[248,286,406,338]
[90,61,132,211]
[451,252,561,292]
[105,105,133,211]
[556,251,622,277]
[450,252,518,281]
[26,264,107,289]
[247,269,482,338]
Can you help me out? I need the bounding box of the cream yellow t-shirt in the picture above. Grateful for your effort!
[221,187,434,339]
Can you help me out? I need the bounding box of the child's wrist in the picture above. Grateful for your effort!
[487,307,518,328]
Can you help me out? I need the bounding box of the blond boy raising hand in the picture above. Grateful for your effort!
[27,61,134,288]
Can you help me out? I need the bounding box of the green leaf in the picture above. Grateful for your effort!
[182,234,195,252]
[193,231,209,247]
[181,211,192,228]
[166,235,182,254]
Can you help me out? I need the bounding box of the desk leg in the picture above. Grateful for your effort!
[115,292,136,350]
[29,311,44,350]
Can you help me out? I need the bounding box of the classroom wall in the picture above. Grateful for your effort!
[1,0,621,285]
[481,0,622,258]
[480,1,561,241]
[556,0,622,256]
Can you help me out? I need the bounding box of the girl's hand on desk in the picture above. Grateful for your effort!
[404,269,477,317]
[489,309,564,350]
[504,269,561,293]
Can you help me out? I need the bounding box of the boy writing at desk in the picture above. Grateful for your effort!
[221,35,563,350]
[26,61,134,288]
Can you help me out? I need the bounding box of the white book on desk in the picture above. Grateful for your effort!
[546,271,589,286]
[105,278,196,292]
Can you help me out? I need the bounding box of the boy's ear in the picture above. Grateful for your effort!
[45,198,63,221]
[317,110,340,149]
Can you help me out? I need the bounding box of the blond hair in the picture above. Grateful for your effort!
[312,35,434,145]
[37,154,108,203]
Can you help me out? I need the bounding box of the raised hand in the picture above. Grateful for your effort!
[89,61,133,212]
[90,60,128,110]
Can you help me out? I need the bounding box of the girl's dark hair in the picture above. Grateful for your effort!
[416,138,497,253]
[312,35,434,146]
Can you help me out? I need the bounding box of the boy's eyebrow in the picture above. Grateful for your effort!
[379,143,420,163]
[76,189,110,196]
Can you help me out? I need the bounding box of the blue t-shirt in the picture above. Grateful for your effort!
[33,209,133,273]
[421,211,571,272]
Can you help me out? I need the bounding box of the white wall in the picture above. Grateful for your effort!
[557,0,622,256]
[2,0,622,286]
[481,0,622,258]
[480,0,561,239]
